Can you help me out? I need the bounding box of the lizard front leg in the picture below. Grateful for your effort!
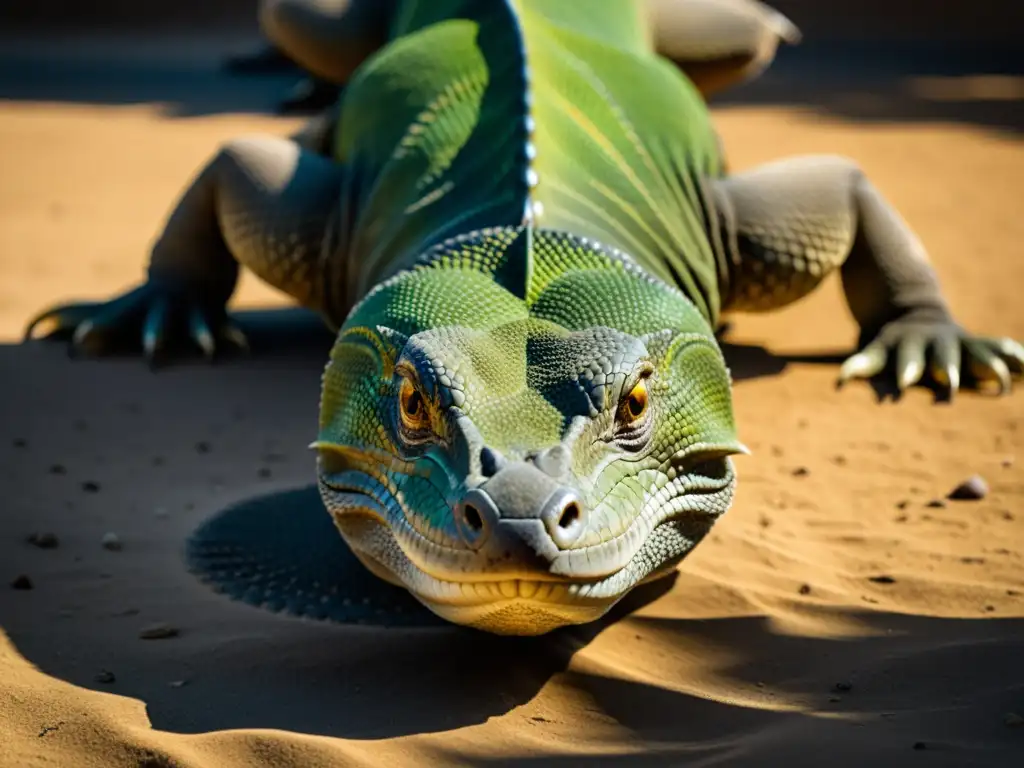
[26,125,346,366]
[711,155,1024,397]
[647,0,801,99]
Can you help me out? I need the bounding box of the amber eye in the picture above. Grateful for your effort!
[399,377,429,431]
[618,378,649,425]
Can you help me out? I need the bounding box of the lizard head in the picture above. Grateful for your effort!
[315,229,745,635]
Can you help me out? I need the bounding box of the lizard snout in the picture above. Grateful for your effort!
[454,462,589,553]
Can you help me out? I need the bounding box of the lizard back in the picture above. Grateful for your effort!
[331,0,726,323]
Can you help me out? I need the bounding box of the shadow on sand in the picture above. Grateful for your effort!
[0,37,1020,132]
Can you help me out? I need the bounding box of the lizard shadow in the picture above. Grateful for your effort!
[168,478,1024,750]
[171,482,679,738]
[428,611,1024,766]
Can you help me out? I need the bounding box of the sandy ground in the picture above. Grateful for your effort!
[1,34,1023,768]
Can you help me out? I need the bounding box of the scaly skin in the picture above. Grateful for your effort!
[26,0,1024,635]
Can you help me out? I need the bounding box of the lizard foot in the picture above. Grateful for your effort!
[24,281,248,368]
[837,311,1024,399]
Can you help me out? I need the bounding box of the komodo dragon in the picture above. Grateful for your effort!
[26,0,1024,635]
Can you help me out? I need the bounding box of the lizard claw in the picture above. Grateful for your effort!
[25,280,247,368]
[837,311,1023,399]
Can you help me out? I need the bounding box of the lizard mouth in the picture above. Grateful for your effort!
[318,462,735,635]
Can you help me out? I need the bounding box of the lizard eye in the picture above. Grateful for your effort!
[618,377,649,426]
[399,376,430,432]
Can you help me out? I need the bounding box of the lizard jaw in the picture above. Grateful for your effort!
[319,480,734,635]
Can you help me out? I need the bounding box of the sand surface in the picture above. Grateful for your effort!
[1,34,1023,768]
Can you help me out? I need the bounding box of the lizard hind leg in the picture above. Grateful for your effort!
[648,0,801,99]
[259,0,394,84]
[26,134,346,367]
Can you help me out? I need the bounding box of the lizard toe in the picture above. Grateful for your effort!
[24,301,104,342]
[965,339,1013,395]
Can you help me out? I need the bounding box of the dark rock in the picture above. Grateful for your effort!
[10,574,33,590]
[27,532,59,549]
[81,481,100,493]
[94,670,116,684]
[139,623,179,640]
[948,475,988,501]
[798,584,812,595]
[869,575,896,584]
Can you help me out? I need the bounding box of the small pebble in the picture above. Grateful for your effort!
[869,575,896,585]
[912,742,927,751]
[1004,712,1024,727]
[94,670,116,684]
[13,438,27,448]
[101,532,122,551]
[832,455,847,466]
[798,584,812,595]
[1002,457,1014,469]
[49,464,66,475]
[960,557,985,565]
[894,514,908,523]
[139,623,179,640]
[81,481,100,493]
[1003,511,1015,521]
[834,681,853,693]
[257,467,272,479]
[168,680,188,689]
[948,475,988,501]
[195,441,211,454]
[896,500,910,510]
[828,696,841,703]
[925,499,948,509]
[27,532,59,549]
[10,574,33,590]
[792,466,810,477]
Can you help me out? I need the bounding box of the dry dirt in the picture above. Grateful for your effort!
[1,34,1023,768]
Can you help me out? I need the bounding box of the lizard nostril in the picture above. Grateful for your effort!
[541,490,587,548]
[557,501,581,530]
[462,503,484,532]
[456,489,498,550]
